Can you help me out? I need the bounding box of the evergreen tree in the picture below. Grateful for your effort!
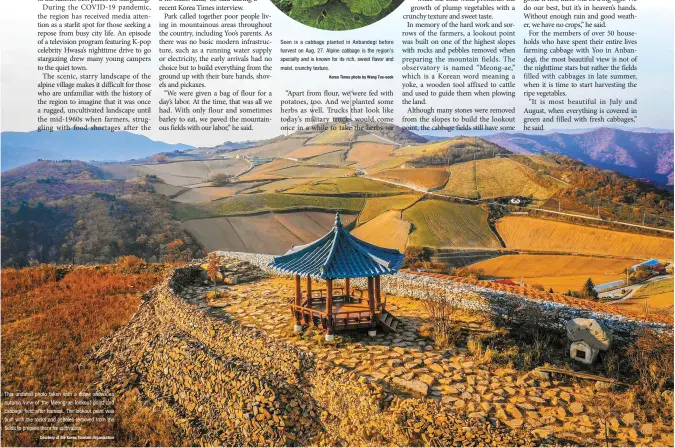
[581,278,599,301]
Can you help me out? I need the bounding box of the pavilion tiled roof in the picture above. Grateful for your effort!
[268,213,404,279]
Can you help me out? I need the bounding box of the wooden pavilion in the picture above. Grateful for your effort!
[269,212,404,341]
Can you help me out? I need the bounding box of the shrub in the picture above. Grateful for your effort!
[580,277,599,300]
[210,173,234,187]
[117,255,145,268]
[420,288,462,348]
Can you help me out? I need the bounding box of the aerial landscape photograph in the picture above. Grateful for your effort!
[1,122,673,446]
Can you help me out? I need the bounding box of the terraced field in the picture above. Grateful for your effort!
[152,182,187,197]
[358,194,422,224]
[286,145,344,160]
[229,137,308,158]
[306,128,354,145]
[286,177,405,195]
[378,167,450,190]
[362,156,409,173]
[305,150,347,166]
[497,216,675,259]
[172,182,264,203]
[99,164,142,180]
[469,254,635,292]
[618,278,674,311]
[352,210,410,252]
[173,193,365,220]
[403,200,501,249]
[271,165,354,178]
[441,158,561,200]
[247,178,317,193]
[238,159,299,181]
[346,143,396,168]
[138,159,250,186]
[183,211,356,254]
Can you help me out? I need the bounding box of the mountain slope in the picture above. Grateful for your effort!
[2,130,194,170]
[485,128,674,185]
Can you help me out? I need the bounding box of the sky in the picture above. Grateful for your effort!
[1,0,673,147]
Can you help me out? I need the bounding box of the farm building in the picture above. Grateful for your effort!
[269,212,404,341]
[630,259,662,272]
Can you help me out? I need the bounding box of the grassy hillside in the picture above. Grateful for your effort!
[441,158,562,200]
[286,177,406,195]
[183,211,356,254]
[173,193,365,220]
[497,216,674,259]
[351,210,410,252]
[358,194,422,224]
[398,137,510,167]
[403,199,501,249]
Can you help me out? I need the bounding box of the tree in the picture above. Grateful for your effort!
[581,278,599,300]
[209,173,233,187]
[206,252,221,293]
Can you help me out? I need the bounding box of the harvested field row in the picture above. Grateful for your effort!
[497,216,675,260]
[379,167,450,190]
[358,194,422,224]
[441,158,561,200]
[173,193,365,220]
[403,200,501,249]
[183,211,356,254]
[172,182,265,203]
[286,177,406,195]
[352,210,411,252]
[469,254,635,278]
[346,143,396,168]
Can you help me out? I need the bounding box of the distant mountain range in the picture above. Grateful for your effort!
[1,130,194,171]
[484,128,674,186]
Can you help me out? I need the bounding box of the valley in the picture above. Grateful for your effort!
[1,123,674,448]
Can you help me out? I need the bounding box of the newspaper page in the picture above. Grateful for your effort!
[1,0,674,446]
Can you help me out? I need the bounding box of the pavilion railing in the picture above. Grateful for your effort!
[289,300,385,330]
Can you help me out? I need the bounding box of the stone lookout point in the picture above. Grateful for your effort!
[269,212,404,341]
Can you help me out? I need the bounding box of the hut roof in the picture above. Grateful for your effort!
[268,213,404,279]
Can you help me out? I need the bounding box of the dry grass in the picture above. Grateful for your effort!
[358,194,422,224]
[352,210,411,252]
[1,264,165,446]
[346,143,396,168]
[271,165,354,178]
[442,158,561,200]
[172,182,263,203]
[403,200,501,249]
[238,159,299,181]
[286,145,344,159]
[379,167,450,190]
[497,216,675,259]
[306,128,355,145]
[469,254,634,292]
[229,138,307,158]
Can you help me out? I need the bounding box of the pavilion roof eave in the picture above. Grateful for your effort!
[268,212,404,279]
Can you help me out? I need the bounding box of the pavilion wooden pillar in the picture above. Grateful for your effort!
[294,275,302,329]
[306,275,312,307]
[367,276,375,319]
[326,278,334,341]
[375,276,381,310]
[344,278,350,300]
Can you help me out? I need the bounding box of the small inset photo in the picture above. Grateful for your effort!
[272,0,403,30]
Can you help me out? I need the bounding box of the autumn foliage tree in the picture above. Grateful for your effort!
[206,252,221,292]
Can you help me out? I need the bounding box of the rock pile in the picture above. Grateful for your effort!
[217,251,672,339]
[89,259,322,445]
[87,257,541,446]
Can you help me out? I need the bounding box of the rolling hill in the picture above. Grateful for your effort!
[2,130,194,170]
[485,128,674,186]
